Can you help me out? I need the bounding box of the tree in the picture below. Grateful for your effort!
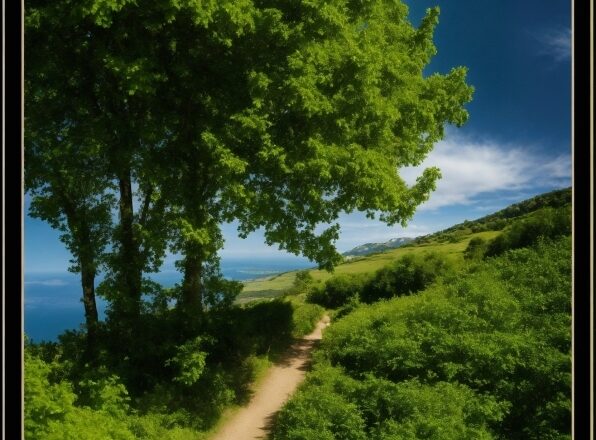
[153,0,474,311]
[25,0,173,331]
[25,0,473,319]
[24,121,114,353]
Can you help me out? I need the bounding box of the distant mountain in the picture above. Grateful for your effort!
[343,237,415,257]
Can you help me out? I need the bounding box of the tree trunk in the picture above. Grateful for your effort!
[61,200,100,356]
[117,169,142,319]
[181,254,203,314]
[81,265,99,353]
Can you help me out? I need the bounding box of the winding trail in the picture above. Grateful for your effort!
[210,315,331,440]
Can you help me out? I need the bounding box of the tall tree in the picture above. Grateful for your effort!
[156,1,474,310]
[24,121,114,353]
[25,0,171,330]
[25,0,473,318]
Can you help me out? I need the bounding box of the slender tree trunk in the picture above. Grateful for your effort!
[181,254,203,313]
[62,201,100,355]
[81,265,99,352]
[117,169,142,319]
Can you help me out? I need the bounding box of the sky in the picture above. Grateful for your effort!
[24,0,572,273]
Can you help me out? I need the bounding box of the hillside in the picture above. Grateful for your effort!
[413,186,571,244]
[273,235,571,440]
[270,189,571,440]
[238,187,571,302]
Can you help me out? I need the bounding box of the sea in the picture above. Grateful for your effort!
[24,257,314,343]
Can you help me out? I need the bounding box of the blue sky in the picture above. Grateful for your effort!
[24,0,572,273]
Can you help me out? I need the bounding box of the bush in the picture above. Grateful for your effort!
[276,236,571,439]
[318,237,571,439]
[484,206,571,257]
[24,349,137,440]
[464,237,487,260]
[364,378,504,439]
[307,273,369,309]
[292,302,325,337]
[360,252,452,303]
[273,363,503,440]
[272,385,368,440]
[286,270,315,296]
[333,295,361,320]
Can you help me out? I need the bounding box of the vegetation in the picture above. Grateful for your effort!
[483,205,571,257]
[414,187,571,245]
[24,295,323,439]
[23,0,572,437]
[241,230,500,299]
[25,185,571,439]
[273,232,572,439]
[25,0,475,436]
[26,0,473,333]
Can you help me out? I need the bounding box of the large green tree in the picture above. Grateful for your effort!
[26,0,173,329]
[24,121,114,353]
[25,0,473,319]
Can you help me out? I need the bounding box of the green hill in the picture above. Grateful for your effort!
[238,187,571,303]
[413,186,571,244]
[271,189,572,440]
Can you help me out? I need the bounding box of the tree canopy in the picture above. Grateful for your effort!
[25,0,473,321]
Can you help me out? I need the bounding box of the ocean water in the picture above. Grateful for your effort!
[24,258,314,343]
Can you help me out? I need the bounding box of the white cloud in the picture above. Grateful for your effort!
[399,134,571,211]
[532,27,571,63]
[215,134,570,257]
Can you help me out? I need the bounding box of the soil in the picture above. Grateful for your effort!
[210,315,331,440]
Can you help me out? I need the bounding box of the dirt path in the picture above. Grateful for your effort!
[210,315,331,440]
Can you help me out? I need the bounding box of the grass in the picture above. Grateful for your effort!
[237,230,501,301]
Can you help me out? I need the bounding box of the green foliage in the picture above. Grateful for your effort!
[333,295,362,320]
[274,362,502,440]
[292,302,325,337]
[415,187,570,244]
[484,206,571,258]
[360,252,453,303]
[272,384,368,440]
[295,270,314,288]
[358,377,504,439]
[203,276,244,310]
[25,348,137,440]
[25,350,76,438]
[308,273,369,309]
[165,337,209,386]
[464,237,487,260]
[78,373,131,417]
[26,0,473,289]
[286,269,316,296]
[275,236,571,439]
[26,0,480,435]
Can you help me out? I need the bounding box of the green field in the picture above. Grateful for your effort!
[238,230,501,302]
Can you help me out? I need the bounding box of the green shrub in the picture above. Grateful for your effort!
[333,295,361,320]
[24,349,136,440]
[277,236,570,439]
[165,336,210,386]
[292,302,325,337]
[272,385,368,440]
[484,206,570,257]
[273,363,503,440]
[363,378,504,440]
[360,252,452,303]
[464,237,487,260]
[286,270,315,296]
[307,273,369,309]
